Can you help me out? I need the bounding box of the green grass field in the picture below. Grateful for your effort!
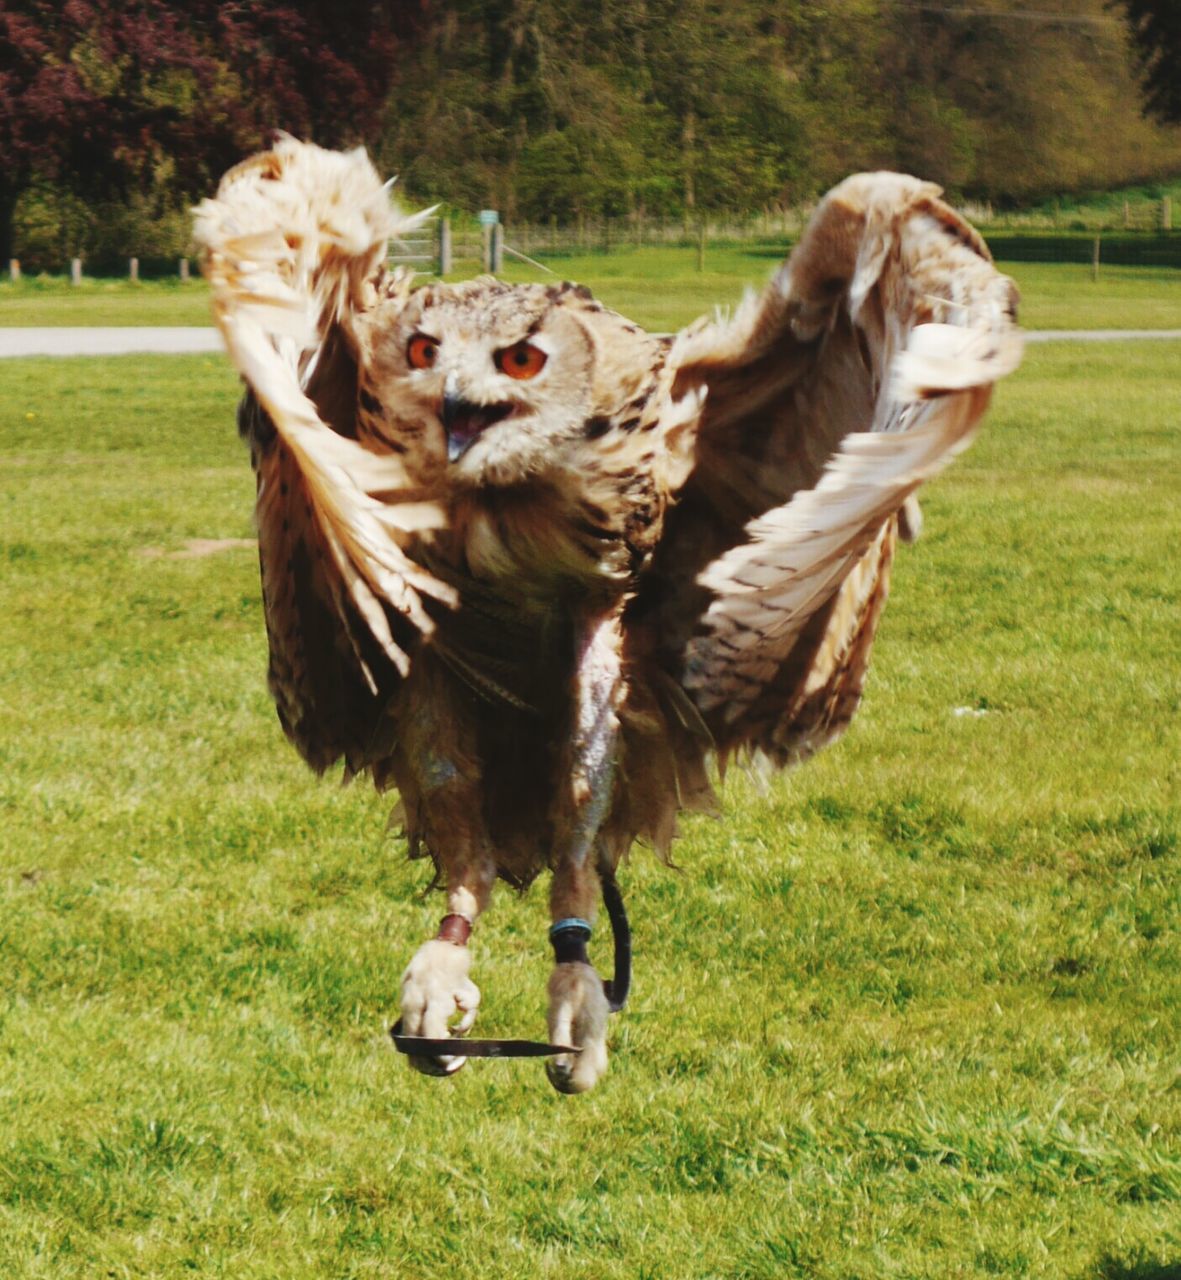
[2,251,1179,332]
[0,277,213,328]
[1,278,1179,1276]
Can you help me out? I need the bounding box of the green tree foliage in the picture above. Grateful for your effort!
[1120,0,1181,123]
[376,0,1181,217]
[3,0,1179,263]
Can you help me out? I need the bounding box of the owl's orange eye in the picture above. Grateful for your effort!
[407,334,439,369]
[496,340,548,380]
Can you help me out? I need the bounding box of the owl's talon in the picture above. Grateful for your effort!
[410,1049,468,1077]
[545,961,610,1094]
[399,938,481,1078]
[389,1017,468,1076]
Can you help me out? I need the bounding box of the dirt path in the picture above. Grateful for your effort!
[0,327,225,358]
[2,327,1180,358]
[1024,329,1181,343]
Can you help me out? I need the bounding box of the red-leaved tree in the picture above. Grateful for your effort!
[0,1,425,262]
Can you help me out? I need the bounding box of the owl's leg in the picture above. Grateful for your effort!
[545,608,623,1094]
[397,842,495,1077]
[546,857,611,1093]
[395,665,496,1077]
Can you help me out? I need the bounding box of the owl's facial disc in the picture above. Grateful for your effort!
[383,282,595,487]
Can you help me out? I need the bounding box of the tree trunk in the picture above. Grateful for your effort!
[0,184,18,267]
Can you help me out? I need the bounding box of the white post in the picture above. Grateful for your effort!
[490,223,504,274]
[71,258,82,286]
[129,257,139,282]
[179,258,190,281]
[8,259,19,282]
[437,217,452,275]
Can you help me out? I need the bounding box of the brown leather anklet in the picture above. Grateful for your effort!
[437,913,473,946]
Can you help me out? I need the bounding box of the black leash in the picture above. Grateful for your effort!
[390,1022,577,1059]
[600,867,631,1013]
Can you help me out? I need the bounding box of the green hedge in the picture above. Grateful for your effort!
[985,233,1181,267]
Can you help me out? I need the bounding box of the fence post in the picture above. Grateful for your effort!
[1091,235,1100,283]
[179,258,190,281]
[697,222,706,273]
[437,217,452,275]
[490,223,504,274]
[1163,196,1173,232]
[129,257,139,282]
[71,258,83,286]
[8,259,19,282]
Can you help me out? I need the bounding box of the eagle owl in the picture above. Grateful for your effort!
[195,139,1021,1092]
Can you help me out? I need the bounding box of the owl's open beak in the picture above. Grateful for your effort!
[441,392,514,463]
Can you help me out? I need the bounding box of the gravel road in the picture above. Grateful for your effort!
[0,327,225,358]
[1,326,1180,358]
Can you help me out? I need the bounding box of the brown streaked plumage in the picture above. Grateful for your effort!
[195,138,1022,1093]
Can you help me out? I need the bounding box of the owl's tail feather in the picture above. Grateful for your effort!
[194,137,454,679]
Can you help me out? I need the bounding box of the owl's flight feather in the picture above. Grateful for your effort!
[651,172,1021,766]
[194,139,456,770]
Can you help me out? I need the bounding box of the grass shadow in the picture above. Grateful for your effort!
[1092,1256,1181,1280]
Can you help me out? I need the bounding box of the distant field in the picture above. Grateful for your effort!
[0,277,213,328]
[0,324,1178,1273]
[2,253,1179,333]
[979,178,1181,233]
[493,254,1181,334]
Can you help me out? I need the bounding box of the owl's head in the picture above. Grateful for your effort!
[359,279,653,489]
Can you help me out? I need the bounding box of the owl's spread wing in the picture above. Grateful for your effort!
[645,172,1022,764]
[194,138,455,772]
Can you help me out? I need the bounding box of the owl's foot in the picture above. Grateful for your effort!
[399,935,480,1077]
[545,961,610,1093]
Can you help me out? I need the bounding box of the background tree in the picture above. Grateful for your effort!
[0,1,424,264]
[1120,0,1181,123]
[4,0,1180,264]
[373,0,1180,219]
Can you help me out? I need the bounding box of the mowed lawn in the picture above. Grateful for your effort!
[0,310,1179,1273]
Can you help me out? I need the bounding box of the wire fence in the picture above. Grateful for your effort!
[983,234,1181,268]
[8,204,1181,281]
[437,221,1181,272]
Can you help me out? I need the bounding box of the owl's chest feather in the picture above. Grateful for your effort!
[449,478,641,600]
[413,481,640,717]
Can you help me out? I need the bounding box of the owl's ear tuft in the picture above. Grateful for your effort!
[549,281,594,303]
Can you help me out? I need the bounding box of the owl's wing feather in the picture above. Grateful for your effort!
[195,138,455,772]
[649,172,1021,764]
